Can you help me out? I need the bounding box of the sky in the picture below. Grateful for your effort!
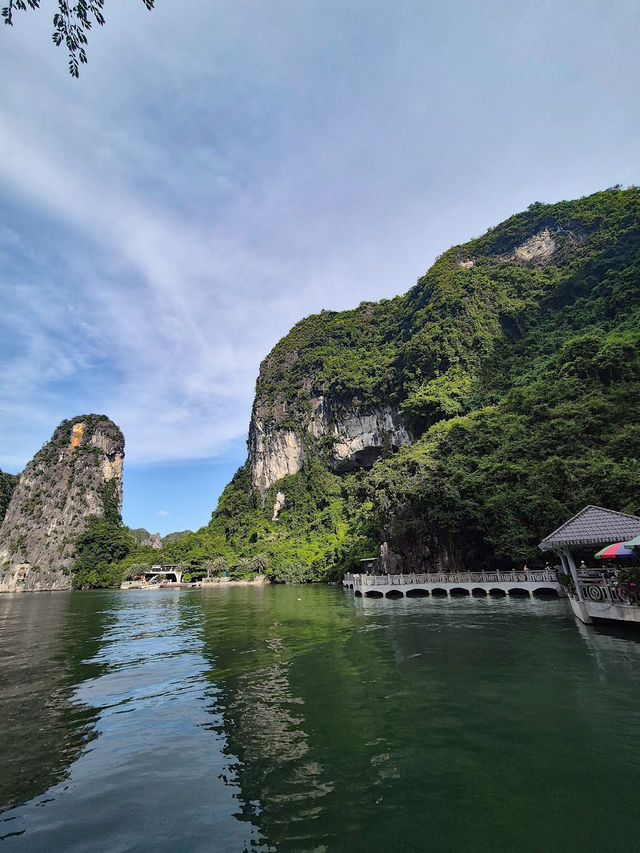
[0,0,638,534]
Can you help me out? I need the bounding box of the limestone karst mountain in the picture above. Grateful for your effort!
[0,415,125,591]
[162,187,640,580]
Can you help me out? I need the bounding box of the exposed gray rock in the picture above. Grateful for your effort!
[249,392,411,497]
[380,541,398,574]
[249,420,305,499]
[512,228,556,264]
[0,415,124,592]
[272,491,286,521]
[311,396,411,474]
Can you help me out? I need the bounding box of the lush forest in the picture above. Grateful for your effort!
[87,187,640,584]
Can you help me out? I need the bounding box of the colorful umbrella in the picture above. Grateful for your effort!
[624,535,640,549]
[595,542,635,559]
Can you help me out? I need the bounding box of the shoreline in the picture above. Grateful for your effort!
[199,576,268,587]
[120,576,269,590]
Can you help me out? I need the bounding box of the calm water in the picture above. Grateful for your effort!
[1,587,640,852]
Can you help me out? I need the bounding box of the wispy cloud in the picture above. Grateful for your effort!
[1,0,639,473]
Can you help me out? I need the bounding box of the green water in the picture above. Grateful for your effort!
[1,586,640,851]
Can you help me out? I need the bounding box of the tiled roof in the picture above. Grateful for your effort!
[539,505,640,551]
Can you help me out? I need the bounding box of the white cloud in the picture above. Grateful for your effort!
[1,0,639,474]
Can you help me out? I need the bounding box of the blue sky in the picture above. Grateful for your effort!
[1,0,638,534]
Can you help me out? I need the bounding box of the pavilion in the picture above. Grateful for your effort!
[142,564,183,584]
[539,505,640,624]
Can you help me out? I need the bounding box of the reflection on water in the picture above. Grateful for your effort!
[200,595,340,849]
[2,588,640,851]
[0,593,111,813]
[0,591,261,852]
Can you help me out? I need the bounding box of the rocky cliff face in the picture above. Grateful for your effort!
[245,224,575,506]
[0,415,124,592]
[249,392,411,499]
[248,419,305,500]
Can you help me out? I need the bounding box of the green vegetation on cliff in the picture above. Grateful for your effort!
[72,482,131,588]
[0,469,18,527]
[163,459,370,581]
[169,187,640,578]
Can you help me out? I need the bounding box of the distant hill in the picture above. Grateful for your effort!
[128,528,192,549]
[129,528,162,549]
[162,530,193,545]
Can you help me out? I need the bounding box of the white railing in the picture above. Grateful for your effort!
[343,569,559,588]
[578,577,640,607]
